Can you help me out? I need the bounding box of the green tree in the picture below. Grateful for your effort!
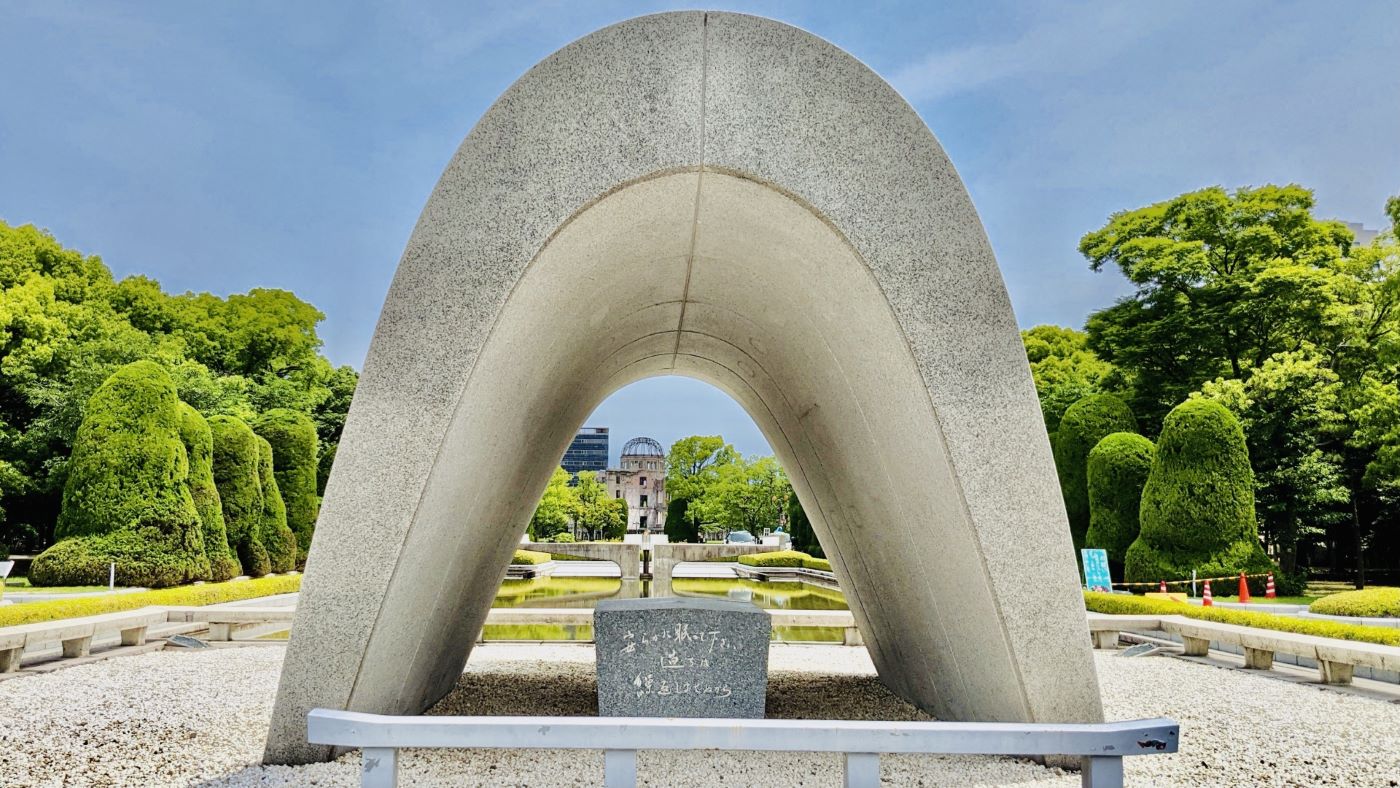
[663,496,701,543]
[785,493,822,557]
[1124,399,1274,585]
[312,365,357,494]
[1022,325,1117,434]
[254,408,320,564]
[1081,185,1353,429]
[28,361,210,587]
[1083,432,1155,572]
[528,466,575,541]
[572,470,625,541]
[1196,352,1347,573]
[665,436,737,502]
[697,455,791,537]
[1052,394,1137,550]
[179,402,240,581]
[209,415,270,577]
[256,436,296,572]
[0,220,356,552]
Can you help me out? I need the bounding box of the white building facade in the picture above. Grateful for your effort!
[603,437,668,534]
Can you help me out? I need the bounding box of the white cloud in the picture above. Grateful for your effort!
[888,3,1180,102]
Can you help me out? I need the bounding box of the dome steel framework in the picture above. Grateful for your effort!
[620,436,664,457]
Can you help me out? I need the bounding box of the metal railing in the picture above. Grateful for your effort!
[307,709,1179,788]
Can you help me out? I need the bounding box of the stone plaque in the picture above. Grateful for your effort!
[594,597,770,718]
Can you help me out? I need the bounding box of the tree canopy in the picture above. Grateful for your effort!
[1081,185,1355,429]
[0,219,356,553]
[1071,185,1400,585]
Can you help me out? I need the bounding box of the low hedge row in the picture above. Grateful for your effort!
[0,574,302,628]
[510,549,552,566]
[1084,591,1400,647]
[1308,587,1400,618]
[735,551,835,572]
[737,550,808,568]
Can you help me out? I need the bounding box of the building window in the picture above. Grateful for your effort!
[640,515,648,529]
[640,495,648,508]
[640,477,647,487]
[615,491,621,498]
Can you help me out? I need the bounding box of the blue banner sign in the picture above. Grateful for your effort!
[1081,548,1112,592]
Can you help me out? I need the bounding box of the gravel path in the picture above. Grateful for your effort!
[0,644,1396,786]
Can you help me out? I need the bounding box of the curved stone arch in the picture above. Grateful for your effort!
[267,11,1101,764]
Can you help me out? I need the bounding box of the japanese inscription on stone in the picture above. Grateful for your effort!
[594,597,770,718]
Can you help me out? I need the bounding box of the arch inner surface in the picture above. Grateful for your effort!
[351,169,1025,726]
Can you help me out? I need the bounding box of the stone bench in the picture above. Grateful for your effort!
[0,607,168,671]
[165,606,297,641]
[1087,612,1400,685]
[1085,615,1163,649]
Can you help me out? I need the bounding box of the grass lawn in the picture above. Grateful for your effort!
[2,576,117,594]
[1204,594,1316,605]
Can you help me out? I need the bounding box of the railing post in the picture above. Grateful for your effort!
[361,746,397,788]
[603,749,637,787]
[843,752,880,787]
[1080,755,1123,788]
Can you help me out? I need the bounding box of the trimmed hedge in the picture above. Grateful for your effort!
[1084,432,1155,568]
[1309,587,1400,618]
[179,403,240,582]
[30,361,210,588]
[738,550,809,568]
[1125,399,1274,585]
[209,415,270,578]
[256,436,297,573]
[511,549,552,565]
[254,409,320,565]
[1052,394,1137,550]
[1084,591,1400,647]
[802,556,832,572]
[0,575,301,628]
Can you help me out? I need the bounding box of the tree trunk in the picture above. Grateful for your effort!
[1351,500,1366,590]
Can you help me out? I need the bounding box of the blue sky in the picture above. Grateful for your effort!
[3,1,1398,463]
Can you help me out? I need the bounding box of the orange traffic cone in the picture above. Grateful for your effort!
[1159,580,1167,593]
[1266,573,1276,599]
[1238,572,1251,604]
[1202,580,1213,606]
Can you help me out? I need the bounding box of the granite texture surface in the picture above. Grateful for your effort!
[266,11,1101,764]
[594,598,769,718]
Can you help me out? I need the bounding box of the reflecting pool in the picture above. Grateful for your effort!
[482,576,848,643]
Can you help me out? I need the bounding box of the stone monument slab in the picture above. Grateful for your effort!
[594,597,770,718]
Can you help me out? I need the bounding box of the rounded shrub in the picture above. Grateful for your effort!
[30,361,210,588]
[256,436,297,573]
[1124,399,1274,585]
[1309,587,1400,618]
[210,415,270,577]
[254,409,320,565]
[737,550,809,568]
[1084,432,1155,569]
[1052,394,1137,550]
[179,403,240,581]
[511,549,552,565]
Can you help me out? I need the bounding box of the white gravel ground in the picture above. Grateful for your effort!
[1,644,1397,787]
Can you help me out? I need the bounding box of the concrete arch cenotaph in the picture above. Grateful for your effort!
[265,10,1103,764]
